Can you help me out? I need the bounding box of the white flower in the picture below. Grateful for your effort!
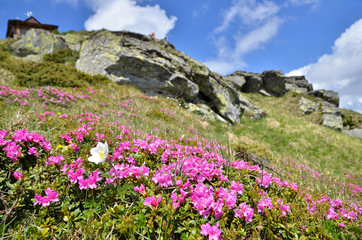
[88,141,108,164]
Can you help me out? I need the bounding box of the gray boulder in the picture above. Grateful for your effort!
[76,30,264,123]
[285,76,313,94]
[185,103,227,123]
[309,90,339,107]
[343,129,362,139]
[63,33,89,51]
[261,70,286,96]
[11,29,67,56]
[322,114,343,131]
[161,73,199,101]
[321,104,341,116]
[223,72,246,91]
[242,75,263,93]
[299,97,319,114]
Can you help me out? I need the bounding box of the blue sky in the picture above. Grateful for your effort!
[1,0,361,113]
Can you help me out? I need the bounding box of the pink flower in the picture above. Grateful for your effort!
[47,155,64,165]
[14,171,23,180]
[44,188,59,202]
[326,208,339,220]
[230,181,244,195]
[234,202,254,222]
[347,211,357,220]
[34,188,59,207]
[28,147,38,155]
[279,204,291,216]
[144,196,162,208]
[289,183,298,191]
[134,184,145,193]
[78,170,102,190]
[200,222,222,240]
[339,223,345,227]
[257,197,273,213]
[256,171,272,188]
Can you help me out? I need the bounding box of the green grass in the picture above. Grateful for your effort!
[231,92,362,181]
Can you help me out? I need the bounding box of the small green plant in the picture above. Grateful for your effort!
[0,38,16,53]
[43,49,80,66]
[341,109,362,129]
[0,57,109,88]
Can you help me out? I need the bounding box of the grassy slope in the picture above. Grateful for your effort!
[0,46,361,238]
[231,92,361,182]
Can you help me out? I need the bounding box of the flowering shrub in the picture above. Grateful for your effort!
[0,83,361,239]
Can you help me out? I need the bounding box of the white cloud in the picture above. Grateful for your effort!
[84,0,177,39]
[234,16,282,55]
[206,0,283,75]
[287,19,362,113]
[214,0,279,33]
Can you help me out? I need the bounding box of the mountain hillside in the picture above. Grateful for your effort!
[0,30,361,239]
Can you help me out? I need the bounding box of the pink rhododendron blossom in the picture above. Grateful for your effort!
[331,199,343,208]
[47,155,64,165]
[28,147,38,155]
[14,171,23,180]
[190,183,214,218]
[339,223,345,227]
[234,202,254,222]
[230,181,244,195]
[289,183,298,191]
[327,208,340,219]
[143,196,162,208]
[347,211,357,220]
[78,170,102,190]
[200,222,222,240]
[34,188,59,207]
[257,197,273,213]
[134,184,145,193]
[256,171,273,188]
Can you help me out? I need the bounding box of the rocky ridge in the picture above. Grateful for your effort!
[8,28,360,134]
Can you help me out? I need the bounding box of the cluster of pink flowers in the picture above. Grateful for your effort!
[13,171,23,181]
[58,114,68,118]
[61,158,102,190]
[283,158,361,197]
[143,196,162,208]
[0,129,52,161]
[302,194,361,222]
[105,163,149,185]
[200,222,222,240]
[276,199,291,216]
[170,188,188,209]
[190,183,215,218]
[134,184,145,194]
[234,202,254,222]
[78,170,102,189]
[34,188,59,207]
[256,171,273,188]
[257,197,274,213]
[61,123,94,143]
[47,155,64,165]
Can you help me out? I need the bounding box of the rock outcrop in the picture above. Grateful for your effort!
[75,30,264,123]
[9,28,357,133]
[309,90,339,107]
[225,70,287,97]
[11,29,66,56]
[285,75,313,94]
[299,96,343,131]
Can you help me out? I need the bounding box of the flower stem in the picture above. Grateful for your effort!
[107,159,120,186]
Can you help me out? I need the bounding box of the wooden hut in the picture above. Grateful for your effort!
[6,16,58,39]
